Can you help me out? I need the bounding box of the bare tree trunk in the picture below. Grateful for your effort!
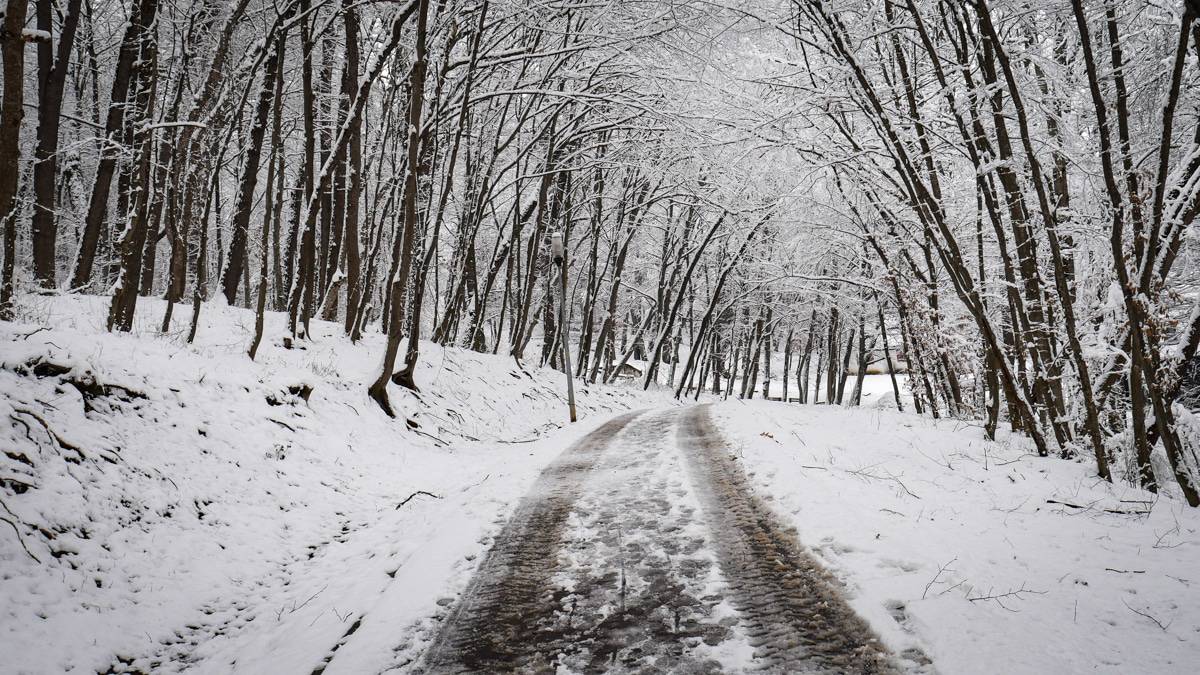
[643,213,726,388]
[825,307,839,404]
[408,0,490,380]
[761,305,773,399]
[876,300,902,412]
[978,0,1109,478]
[30,0,83,288]
[341,2,362,333]
[71,0,155,291]
[249,31,287,361]
[835,327,855,405]
[107,0,160,331]
[1072,0,1191,498]
[369,0,429,413]
[782,327,793,402]
[851,314,868,406]
[672,218,768,398]
[0,0,30,318]
[269,31,289,313]
[221,17,285,305]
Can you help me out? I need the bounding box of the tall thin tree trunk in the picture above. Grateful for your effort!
[220,22,284,305]
[369,0,429,413]
[0,0,30,318]
[71,0,155,290]
[342,2,362,334]
[107,0,160,331]
[250,32,287,361]
[30,0,83,288]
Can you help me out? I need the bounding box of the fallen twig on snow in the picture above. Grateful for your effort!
[498,436,540,444]
[462,474,490,491]
[16,326,48,341]
[405,423,449,446]
[846,466,921,499]
[396,491,443,510]
[1045,499,1149,515]
[1153,517,1182,549]
[923,558,957,599]
[967,583,1045,611]
[276,585,327,621]
[1122,598,1170,631]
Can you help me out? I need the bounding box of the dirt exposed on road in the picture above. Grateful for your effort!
[678,405,899,673]
[418,410,642,673]
[418,405,919,674]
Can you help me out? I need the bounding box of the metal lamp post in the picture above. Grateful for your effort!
[550,233,577,423]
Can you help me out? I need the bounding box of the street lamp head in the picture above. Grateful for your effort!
[550,232,565,264]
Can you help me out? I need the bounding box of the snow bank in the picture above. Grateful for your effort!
[0,294,668,673]
[714,400,1200,674]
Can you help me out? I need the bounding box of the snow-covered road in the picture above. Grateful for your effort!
[416,405,917,674]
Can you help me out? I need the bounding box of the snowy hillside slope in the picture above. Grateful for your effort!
[715,401,1200,674]
[0,294,670,674]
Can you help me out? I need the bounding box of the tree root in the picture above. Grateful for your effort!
[11,407,86,463]
[0,499,39,563]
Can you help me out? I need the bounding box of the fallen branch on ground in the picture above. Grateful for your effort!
[968,584,1045,611]
[847,466,921,499]
[1122,599,1170,631]
[498,436,539,444]
[16,327,48,340]
[1046,499,1149,515]
[923,558,957,599]
[396,491,442,510]
[276,585,327,621]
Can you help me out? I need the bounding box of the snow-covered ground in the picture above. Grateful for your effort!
[0,295,672,673]
[713,400,1200,674]
[4,294,1199,674]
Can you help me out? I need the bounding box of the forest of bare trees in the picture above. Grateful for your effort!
[1,0,1198,504]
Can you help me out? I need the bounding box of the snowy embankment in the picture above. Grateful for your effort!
[0,294,669,674]
[714,400,1200,674]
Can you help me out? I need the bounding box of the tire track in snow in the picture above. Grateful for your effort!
[416,410,642,672]
[678,404,905,674]
[536,409,746,673]
[417,405,920,674]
